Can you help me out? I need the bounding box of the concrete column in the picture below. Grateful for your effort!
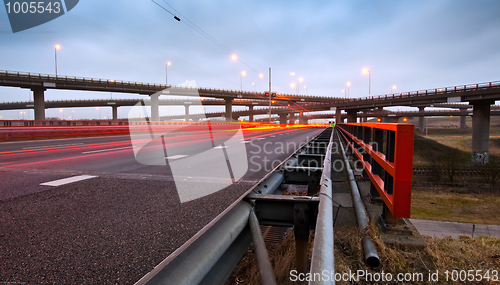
[418,107,425,132]
[225,98,233,120]
[460,108,467,129]
[112,106,118,120]
[471,101,492,163]
[184,104,190,122]
[299,112,307,124]
[248,105,254,122]
[32,88,46,120]
[335,109,341,124]
[150,93,159,121]
[347,110,357,123]
[279,113,288,125]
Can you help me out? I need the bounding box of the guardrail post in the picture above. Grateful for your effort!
[293,202,310,274]
[369,128,384,202]
[384,130,395,195]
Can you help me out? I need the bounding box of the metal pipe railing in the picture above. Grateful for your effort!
[337,130,381,268]
[249,210,277,285]
[309,129,335,285]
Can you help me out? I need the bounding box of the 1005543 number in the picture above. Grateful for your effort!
[5,2,61,14]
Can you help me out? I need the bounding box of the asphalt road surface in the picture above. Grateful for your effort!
[0,126,324,284]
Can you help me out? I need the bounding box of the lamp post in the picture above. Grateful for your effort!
[391,85,397,94]
[252,82,255,92]
[304,85,308,95]
[240,71,246,92]
[96,107,100,120]
[346,82,351,98]
[55,45,60,76]
[363,68,371,97]
[166,61,171,85]
[298,77,303,95]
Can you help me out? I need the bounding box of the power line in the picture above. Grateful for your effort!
[152,0,266,78]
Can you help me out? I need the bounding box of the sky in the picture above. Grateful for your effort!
[0,0,499,120]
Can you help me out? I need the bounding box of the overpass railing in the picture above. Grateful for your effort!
[336,123,414,218]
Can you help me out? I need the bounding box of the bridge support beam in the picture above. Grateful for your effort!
[279,113,288,125]
[347,110,357,123]
[460,108,467,129]
[225,98,233,120]
[32,88,46,120]
[335,109,341,124]
[248,105,254,122]
[112,106,118,120]
[184,104,190,122]
[418,107,425,132]
[471,101,493,163]
[299,112,307,124]
[150,93,159,121]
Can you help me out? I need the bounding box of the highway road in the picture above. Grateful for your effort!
[0,126,324,284]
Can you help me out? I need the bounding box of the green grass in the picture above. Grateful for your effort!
[411,189,500,225]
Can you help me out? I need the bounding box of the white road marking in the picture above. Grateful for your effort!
[241,141,251,144]
[214,145,228,149]
[23,143,84,149]
[166,155,188,160]
[270,135,276,138]
[82,146,132,154]
[40,175,98,187]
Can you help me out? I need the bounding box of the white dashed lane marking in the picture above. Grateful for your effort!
[40,175,98,187]
[166,155,188,160]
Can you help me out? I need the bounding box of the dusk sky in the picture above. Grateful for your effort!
[0,0,499,120]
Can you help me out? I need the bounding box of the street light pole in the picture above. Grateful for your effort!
[363,68,371,97]
[166,62,171,85]
[268,67,272,122]
[55,45,60,76]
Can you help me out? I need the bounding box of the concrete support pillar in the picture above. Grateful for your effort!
[279,113,288,125]
[112,106,118,120]
[184,104,190,122]
[299,112,307,124]
[32,88,46,120]
[471,101,492,163]
[460,108,467,129]
[150,93,159,121]
[418,107,425,132]
[335,109,341,124]
[347,110,357,123]
[225,98,233,120]
[248,105,254,122]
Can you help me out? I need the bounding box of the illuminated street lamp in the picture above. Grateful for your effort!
[59,108,64,120]
[166,61,171,85]
[392,85,397,94]
[96,107,100,120]
[304,85,308,95]
[362,68,371,97]
[55,45,60,76]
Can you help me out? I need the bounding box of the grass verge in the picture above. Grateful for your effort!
[411,189,500,225]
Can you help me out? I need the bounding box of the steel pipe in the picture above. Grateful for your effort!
[337,131,381,269]
[309,129,335,285]
[249,210,278,285]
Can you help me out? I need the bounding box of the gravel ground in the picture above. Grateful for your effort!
[0,177,253,284]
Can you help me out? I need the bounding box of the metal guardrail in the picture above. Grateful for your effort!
[135,127,337,285]
[337,123,414,218]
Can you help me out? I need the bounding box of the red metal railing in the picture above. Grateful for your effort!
[337,123,414,218]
